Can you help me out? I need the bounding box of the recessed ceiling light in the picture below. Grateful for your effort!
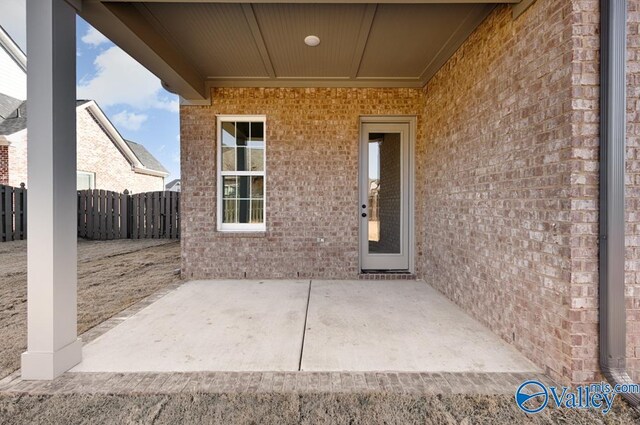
[304,35,320,47]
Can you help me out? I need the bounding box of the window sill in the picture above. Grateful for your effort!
[216,231,267,238]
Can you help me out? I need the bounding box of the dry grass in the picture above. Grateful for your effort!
[0,239,181,379]
[0,393,639,424]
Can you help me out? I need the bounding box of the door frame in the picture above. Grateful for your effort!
[358,115,416,273]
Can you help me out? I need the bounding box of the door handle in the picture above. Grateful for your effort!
[362,213,367,218]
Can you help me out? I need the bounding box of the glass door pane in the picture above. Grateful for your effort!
[368,132,401,254]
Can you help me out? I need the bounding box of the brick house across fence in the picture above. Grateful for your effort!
[15,0,640,408]
[0,27,169,193]
[0,96,169,193]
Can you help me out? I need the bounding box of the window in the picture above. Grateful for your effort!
[76,171,95,190]
[217,116,266,231]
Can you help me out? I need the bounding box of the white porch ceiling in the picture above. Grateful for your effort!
[80,1,517,99]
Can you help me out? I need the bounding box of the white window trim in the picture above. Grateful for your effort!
[77,170,96,190]
[216,115,267,232]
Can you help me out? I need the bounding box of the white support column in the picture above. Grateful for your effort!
[21,0,82,380]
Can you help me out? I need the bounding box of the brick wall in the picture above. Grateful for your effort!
[566,0,600,386]
[418,0,576,385]
[539,0,640,385]
[0,145,8,184]
[7,131,27,187]
[180,88,423,279]
[130,172,165,194]
[418,0,640,386]
[77,108,164,193]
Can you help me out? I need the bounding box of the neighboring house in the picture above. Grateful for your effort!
[0,94,168,192]
[0,26,26,100]
[0,26,168,192]
[165,179,181,192]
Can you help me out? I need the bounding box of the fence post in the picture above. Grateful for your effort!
[1,185,5,242]
[122,189,130,239]
[3,184,13,241]
[172,191,179,239]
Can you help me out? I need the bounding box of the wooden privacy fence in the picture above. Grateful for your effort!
[77,189,130,240]
[0,184,27,242]
[78,189,180,240]
[0,184,180,242]
[129,191,180,239]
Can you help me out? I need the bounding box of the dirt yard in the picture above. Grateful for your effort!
[0,239,181,379]
[0,393,639,424]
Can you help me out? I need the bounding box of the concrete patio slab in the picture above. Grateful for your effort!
[71,280,310,372]
[301,280,539,373]
[70,279,538,375]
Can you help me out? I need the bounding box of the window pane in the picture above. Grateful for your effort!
[250,148,264,171]
[368,133,401,254]
[249,122,264,147]
[223,200,237,223]
[77,172,92,190]
[223,176,237,198]
[238,199,250,223]
[222,147,235,171]
[238,176,250,198]
[222,122,236,147]
[219,119,266,229]
[236,147,250,171]
[251,200,264,223]
[251,176,264,199]
[236,122,249,146]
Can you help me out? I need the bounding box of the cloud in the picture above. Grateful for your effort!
[77,46,178,112]
[81,26,110,47]
[112,110,148,131]
[0,0,26,51]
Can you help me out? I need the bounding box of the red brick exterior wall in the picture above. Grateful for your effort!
[0,145,8,185]
[419,0,577,384]
[180,88,424,279]
[419,0,640,385]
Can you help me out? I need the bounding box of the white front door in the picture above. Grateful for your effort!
[359,120,411,271]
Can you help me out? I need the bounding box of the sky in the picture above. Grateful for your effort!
[0,0,181,181]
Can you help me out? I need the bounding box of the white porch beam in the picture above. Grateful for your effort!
[80,0,207,100]
[21,0,82,380]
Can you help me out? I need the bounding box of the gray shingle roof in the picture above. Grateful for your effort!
[165,178,180,189]
[0,93,22,119]
[0,93,26,136]
[125,139,169,174]
[0,98,92,136]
